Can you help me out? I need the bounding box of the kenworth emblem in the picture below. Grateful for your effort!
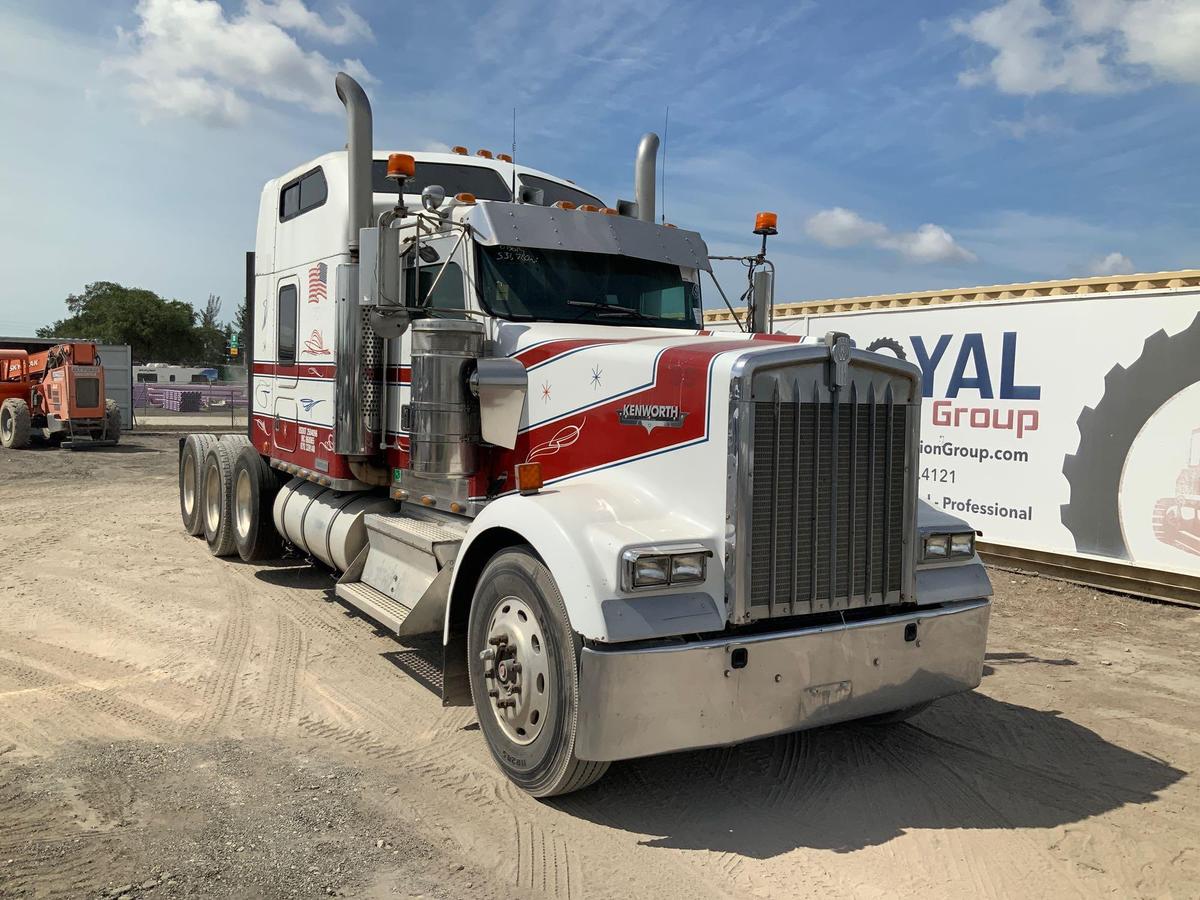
[617,402,688,434]
[825,331,852,390]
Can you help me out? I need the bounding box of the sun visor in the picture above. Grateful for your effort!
[468,202,712,272]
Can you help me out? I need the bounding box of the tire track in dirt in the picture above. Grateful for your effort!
[183,585,255,737]
[256,613,308,738]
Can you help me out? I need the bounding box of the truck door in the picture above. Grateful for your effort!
[273,279,299,452]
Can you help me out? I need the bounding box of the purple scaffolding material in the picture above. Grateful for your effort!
[135,383,248,410]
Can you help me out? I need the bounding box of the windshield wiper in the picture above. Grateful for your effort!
[566,299,652,321]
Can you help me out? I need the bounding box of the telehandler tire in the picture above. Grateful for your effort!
[232,445,284,562]
[180,434,218,535]
[0,398,31,449]
[202,440,239,557]
[468,547,609,798]
[104,400,121,444]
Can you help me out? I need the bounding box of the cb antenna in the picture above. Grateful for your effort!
[511,107,517,200]
[660,106,669,224]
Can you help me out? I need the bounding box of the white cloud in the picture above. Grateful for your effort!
[245,0,371,45]
[1091,251,1134,275]
[110,0,374,126]
[805,208,975,264]
[804,207,888,248]
[955,0,1200,95]
[878,224,977,264]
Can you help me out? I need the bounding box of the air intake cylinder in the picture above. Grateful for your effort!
[409,319,485,477]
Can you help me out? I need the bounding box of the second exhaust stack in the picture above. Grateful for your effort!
[635,132,659,223]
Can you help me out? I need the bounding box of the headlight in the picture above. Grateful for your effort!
[922,531,975,562]
[622,543,712,591]
[950,532,975,557]
[631,555,669,587]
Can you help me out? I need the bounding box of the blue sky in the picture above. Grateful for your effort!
[1,0,1198,334]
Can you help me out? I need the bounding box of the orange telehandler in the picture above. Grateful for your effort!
[0,342,121,449]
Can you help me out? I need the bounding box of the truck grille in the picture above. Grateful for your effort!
[747,382,910,618]
[74,377,100,409]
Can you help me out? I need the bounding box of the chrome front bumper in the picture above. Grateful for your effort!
[575,598,990,762]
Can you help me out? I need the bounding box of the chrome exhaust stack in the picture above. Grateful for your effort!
[334,72,381,460]
[634,132,659,223]
[335,72,373,256]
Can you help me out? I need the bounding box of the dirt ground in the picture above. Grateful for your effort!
[1,436,1197,900]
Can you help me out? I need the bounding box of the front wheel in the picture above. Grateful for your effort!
[467,547,608,797]
[104,399,121,444]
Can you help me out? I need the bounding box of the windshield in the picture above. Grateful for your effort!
[518,174,602,209]
[477,246,701,328]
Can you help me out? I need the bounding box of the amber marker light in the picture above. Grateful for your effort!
[454,192,477,204]
[551,200,576,210]
[578,204,600,212]
[386,153,416,179]
[516,463,543,495]
[476,149,494,159]
[451,146,468,155]
[600,207,619,216]
[753,211,778,236]
[496,153,513,162]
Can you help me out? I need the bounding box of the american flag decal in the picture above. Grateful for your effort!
[308,262,328,302]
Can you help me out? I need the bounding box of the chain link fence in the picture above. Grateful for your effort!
[132,381,248,431]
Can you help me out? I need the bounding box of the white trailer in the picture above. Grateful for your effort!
[177,73,992,796]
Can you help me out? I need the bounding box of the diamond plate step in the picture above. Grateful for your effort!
[335,581,414,634]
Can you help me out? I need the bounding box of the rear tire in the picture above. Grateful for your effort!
[202,440,238,557]
[468,547,608,798]
[104,400,121,444]
[232,446,284,562]
[180,434,218,535]
[0,398,31,449]
[222,434,252,448]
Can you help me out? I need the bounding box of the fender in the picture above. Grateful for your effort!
[914,499,994,605]
[445,481,725,646]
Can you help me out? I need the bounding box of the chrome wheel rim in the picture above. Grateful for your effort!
[204,458,221,534]
[481,595,549,745]
[234,468,253,540]
[182,454,196,516]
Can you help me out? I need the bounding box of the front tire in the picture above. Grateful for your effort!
[468,548,608,797]
[232,445,283,562]
[0,398,31,449]
[104,399,121,444]
[202,440,238,557]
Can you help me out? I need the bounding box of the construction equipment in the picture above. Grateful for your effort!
[1154,426,1200,555]
[0,342,121,449]
[178,72,992,797]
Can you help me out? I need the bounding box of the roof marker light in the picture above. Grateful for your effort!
[451,146,468,155]
[600,207,619,216]
[578,203,600,212]
[476,149,494,159]
[496,153,513,163]
[551,200,576,210]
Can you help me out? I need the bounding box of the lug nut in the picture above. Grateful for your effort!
[488,636,508,647]
[480,648,496,662]
[487,689,499,698]
[497,698,516,709]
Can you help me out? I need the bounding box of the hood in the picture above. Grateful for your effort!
[488,320,818,489]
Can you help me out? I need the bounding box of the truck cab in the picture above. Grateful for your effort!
[182,72,992,798]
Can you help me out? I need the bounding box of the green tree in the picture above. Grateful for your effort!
[196,294,227,363]
[233,299,249,356]
[37,282,203,364]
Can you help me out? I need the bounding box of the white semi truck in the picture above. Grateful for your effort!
[177,73,992,797]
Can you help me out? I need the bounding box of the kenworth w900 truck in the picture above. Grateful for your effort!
[177,73,992,797]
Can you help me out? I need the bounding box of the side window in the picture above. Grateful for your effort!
[405,261,467,313]
[279,167,328,222]
[278,284,298,361]
[422,262,465,311]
